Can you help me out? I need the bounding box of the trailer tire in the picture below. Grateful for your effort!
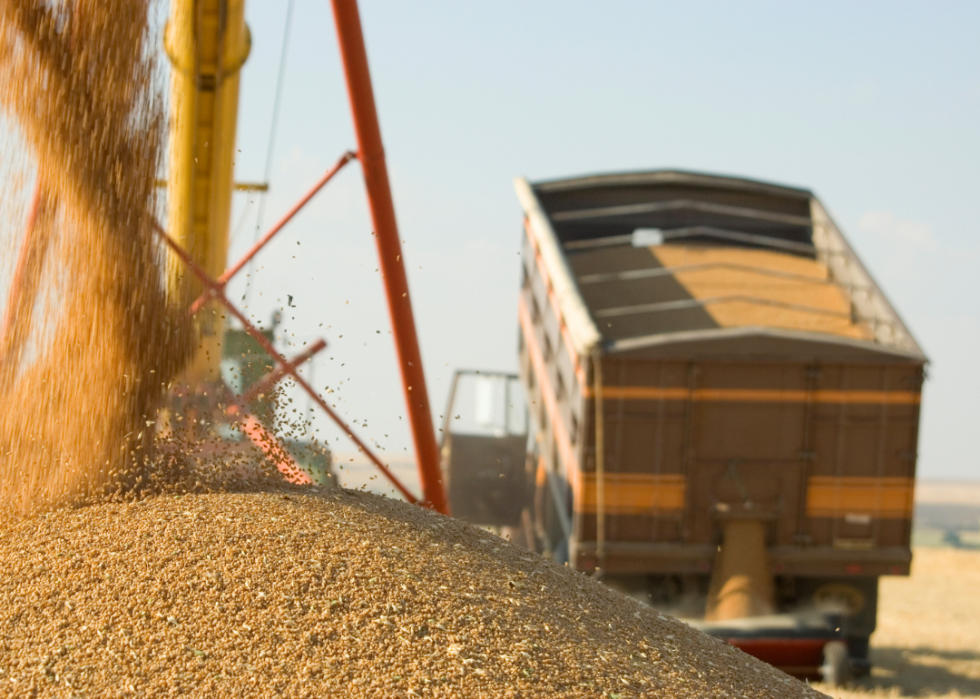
[821,640,852,687]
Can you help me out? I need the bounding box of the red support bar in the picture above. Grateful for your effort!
[220,151,356,285]
[218,296,419,503]
[156,220,214,284]
[214,379,313,486]
[0,181,44,360]
[330,0,448,515]
[189,151,356,316]
[239,413,313,486]
[152,220,420,505]
[236,338,326,407]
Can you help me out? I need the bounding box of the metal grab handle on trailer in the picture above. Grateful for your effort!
[592,350,606,576]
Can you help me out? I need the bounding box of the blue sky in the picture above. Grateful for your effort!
[175,1,980,483]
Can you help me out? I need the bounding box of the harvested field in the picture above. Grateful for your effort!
[0,484,825,698]
[815,547,980,699]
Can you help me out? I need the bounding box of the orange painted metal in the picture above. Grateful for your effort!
[189,151,357,316]
[0,180,46,370]
[239,414,313,486]
[517,293,577,477]
[579,385,921,404]
[524,217,587,388]
[329,0,448,514]
[805,476,914,518]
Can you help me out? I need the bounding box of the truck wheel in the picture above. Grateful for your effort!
[821,640,852,687]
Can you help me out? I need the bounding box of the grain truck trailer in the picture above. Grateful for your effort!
[441,170,926,680]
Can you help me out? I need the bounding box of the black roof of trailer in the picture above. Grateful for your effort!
[534,170,813,199]
[533,170,816,253]
[515,170,927,363]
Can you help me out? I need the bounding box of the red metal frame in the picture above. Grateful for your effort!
[238,412,312,485]
[190,152,356,315]
[223,340,325,487]
[163,376,313,486]
[233,338,327,408]
[330,0,448,515]
[0,180,44,365]
[724,637,829,680]
[153,203,420,505]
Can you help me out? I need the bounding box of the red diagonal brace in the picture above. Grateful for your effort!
[235,338,326,408]
[222,344,325,486]
[152,219,421,505]
[0,180,44,363]
[209,377,312,486]
[189,151,356,316]
[240,413,313,486]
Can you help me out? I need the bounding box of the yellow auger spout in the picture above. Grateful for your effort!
[164,0,250,384]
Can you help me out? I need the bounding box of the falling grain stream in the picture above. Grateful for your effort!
[0,0,193,510]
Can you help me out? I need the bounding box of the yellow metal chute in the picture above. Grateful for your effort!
[164,0,250,383]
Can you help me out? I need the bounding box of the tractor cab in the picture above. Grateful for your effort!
[439,371,530,529]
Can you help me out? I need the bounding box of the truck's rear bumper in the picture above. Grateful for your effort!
[725,637,829,680]
[572,542,911,576]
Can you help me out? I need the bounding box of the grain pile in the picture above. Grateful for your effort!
[0,482,826,698]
